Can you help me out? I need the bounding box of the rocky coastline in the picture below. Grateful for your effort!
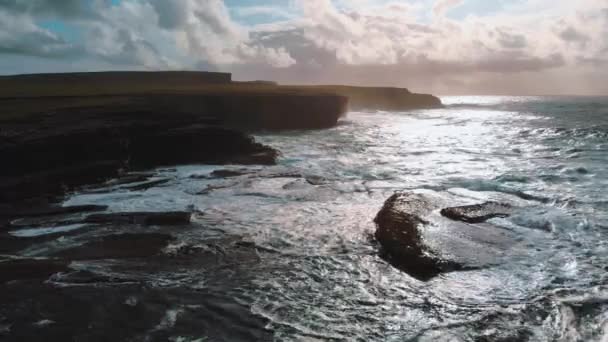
[0,71,444,340]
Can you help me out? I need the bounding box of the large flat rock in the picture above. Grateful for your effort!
[53,233,175,260]
[374,191,519,280]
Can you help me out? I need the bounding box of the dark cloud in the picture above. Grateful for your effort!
[149,0,189,30]
[558,26,589,43]
[577,57,608,67]
[0,7,82,58]
[497,30,527,49]
[0,30,80,58]
[85,25,168,68]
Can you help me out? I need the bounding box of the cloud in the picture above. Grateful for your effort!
[496,29,527,49]
[148,0,190,30]
[146,0,295,67]
[233,6,293,20]
[0,0,99,19]
[0,9,80,58]
[432,0,465,17]
[558,26,589,43]
[0,0,607,94]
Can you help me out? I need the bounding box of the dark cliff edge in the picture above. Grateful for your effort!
[0,72,347,206]
[0,71,439,207]
[0,72,443,339]
[287,85,442,111]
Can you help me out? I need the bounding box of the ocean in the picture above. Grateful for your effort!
[24,96,608,341]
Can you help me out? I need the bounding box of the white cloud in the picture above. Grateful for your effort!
[0,9,79,57]
[233,6,293,20]
[0,0,607,94]
[432,0,465,17]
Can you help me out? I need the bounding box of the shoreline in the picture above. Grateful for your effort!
[0,71,443,340]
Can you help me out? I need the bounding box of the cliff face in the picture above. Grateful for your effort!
[0,71,439,206]
[152,94,348,130]
[0,105,278,204]
[0,73,348,130]
[287,85,442,111]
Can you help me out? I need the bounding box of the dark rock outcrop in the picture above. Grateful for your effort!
[374,192,519,281]
[53,233,174,260]
[0,109,278,206]
[0,258,70,283]
[83,212,191,226]
[0,282,273,341]
[209,168,254,178]
[374,193,464,280]
[0,205,107,220]
[120,178,170,191]
[440,202,512,223]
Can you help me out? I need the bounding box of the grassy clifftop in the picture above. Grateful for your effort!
[0,71,441,112]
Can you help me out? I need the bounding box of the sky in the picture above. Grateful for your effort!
[0,0,607,95]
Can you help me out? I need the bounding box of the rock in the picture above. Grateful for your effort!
[209,169,253,178]
[217,93,347,130]
[282,179,310,190]
[440,202,512,223]
[0,205,108,219]
[0,161,123,203]
[197,180,241,195]
[374,192,518,281]
[374,193,463,280]
[103,173,153,186]
[121,178,170,191]
[0,111,279,205]
[126,125,278,169]
[84,212,191,225]
[0,281,273,341]
[50,270,137,285]
[305,175,328,185]
[53,233,174,260]
[0,258,70,283]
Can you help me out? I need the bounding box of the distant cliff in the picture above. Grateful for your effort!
[0,72,441,114]
[0,71,232,90]
[0,72,347,130]
[0,71,442,227]
[286,85,442,111]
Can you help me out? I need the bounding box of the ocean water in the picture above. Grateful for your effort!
[49,96,608,340]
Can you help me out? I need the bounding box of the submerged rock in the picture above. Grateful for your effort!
[305,175,329,185]
[119,178,170,191]
[53,233,174,260]
[0,205,108,219]
[209,168,254,178]
[0,258,70,283]
[84,212,191,226]
[440,202,512,223]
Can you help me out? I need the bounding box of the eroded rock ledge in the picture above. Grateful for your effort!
[374,192,516,281]
[0,113,278,205]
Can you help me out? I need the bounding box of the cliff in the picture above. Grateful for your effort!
[286,85,442,111]
[0,71,440,206]
[0,71,232,91]
[0,72,441,116]
[0,72,348,130]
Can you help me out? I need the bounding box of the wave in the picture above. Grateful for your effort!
[518,125,608,141]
